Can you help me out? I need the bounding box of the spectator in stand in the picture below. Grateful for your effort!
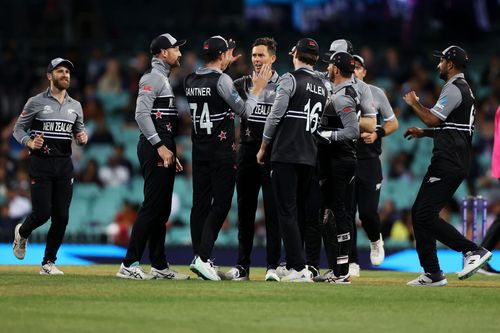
[87,116,115,145]
[96,57,129,113]
[77,159,103,187]
[107,200,139,246]
[98,144,132,187]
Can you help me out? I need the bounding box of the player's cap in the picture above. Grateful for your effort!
[325,39,354,57]
[432,45,469,68]
[289,38,319,56]
[47,58,74,73]
[203,36,236,55]
[327,51,355,73]
[150,33,186,54]
[353,55,365,68]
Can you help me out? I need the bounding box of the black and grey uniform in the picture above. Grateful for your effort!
[123,58,178,269]
[412,73,479,273]
[263,67,327,272]
[184,67,257,262]
[316,80,360,276]
[13,89,84,265]
[351,84,395,264]
[234,71,281,272]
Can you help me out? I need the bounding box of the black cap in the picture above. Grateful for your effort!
[47,58,74,73]
[433,45,469,68]
[328,51,355,73]
[203,36,236,55]
[290,38,319,56]
[150,33,186,54]
[325,39,354,57]
[353,55,365,68]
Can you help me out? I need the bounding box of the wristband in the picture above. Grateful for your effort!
[375,127,386,138]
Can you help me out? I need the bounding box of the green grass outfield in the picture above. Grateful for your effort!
[1,265,499,333]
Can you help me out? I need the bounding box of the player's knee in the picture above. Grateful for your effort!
[51,214,69,226]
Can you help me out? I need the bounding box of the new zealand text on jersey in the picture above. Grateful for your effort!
[306,82,325,96]
[254,103,272,116]
[42,121,73,133]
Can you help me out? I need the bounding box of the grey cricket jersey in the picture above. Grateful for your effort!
[356,84,396,159]
[135,57,179,149]
[13,88,84,157]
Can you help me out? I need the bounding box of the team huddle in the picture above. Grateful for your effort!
[12,33,493,286]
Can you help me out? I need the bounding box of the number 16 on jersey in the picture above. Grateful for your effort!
[189,103,213,134]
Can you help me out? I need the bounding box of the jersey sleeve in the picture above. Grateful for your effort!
[430,83,462,121]
[262,73,296,143]
[13,97,39,146]
[217,73,257,119]
[359,81,377,117]
[135,73,164,147]
[372,86,395,121]
[332,94,359,141]
[72,101,86,136]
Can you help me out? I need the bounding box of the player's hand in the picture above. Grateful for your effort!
[403,91,420,107]
[29,133,44,150]
[157,145,175,168]
[361,131,377,144]
[256,148,267,165]
[76,131,88,145]
[175,158,183,173]
[403,127,424,140]
[227,43,242,66]
[251,64,272,96]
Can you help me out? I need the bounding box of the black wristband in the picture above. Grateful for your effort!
[376,127,386,138]
[153,141,164,150]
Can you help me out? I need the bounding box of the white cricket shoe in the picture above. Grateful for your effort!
[458,247,492,280]
[265,269,280,282]
[190,256,221,281]
[280,268,313,283]
[276,264,290,278]
[349,263,360,277]
[151,266,190,280]
[370,234,385,266]
[407,271,447,287]
[40,262,64,275]
[13,223,28,260]
[116,262,151,280]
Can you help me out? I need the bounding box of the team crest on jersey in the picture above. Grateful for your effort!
[67,108,75,114]
[43,105,54,114]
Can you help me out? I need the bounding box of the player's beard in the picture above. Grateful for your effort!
[171,57,181,68]
[439,70,447,81]
[53,77,70,90]
[328,70,335,82]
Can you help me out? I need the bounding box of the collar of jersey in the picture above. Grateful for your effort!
[332,79,352,93]
[45,88,70,104]
[151,57,171,77]
[196,67,223,75]
[446,72,465,84]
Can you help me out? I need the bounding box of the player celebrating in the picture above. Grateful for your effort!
[225,37,282,282]
[185,36,271,281]
[403,46,492,286]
